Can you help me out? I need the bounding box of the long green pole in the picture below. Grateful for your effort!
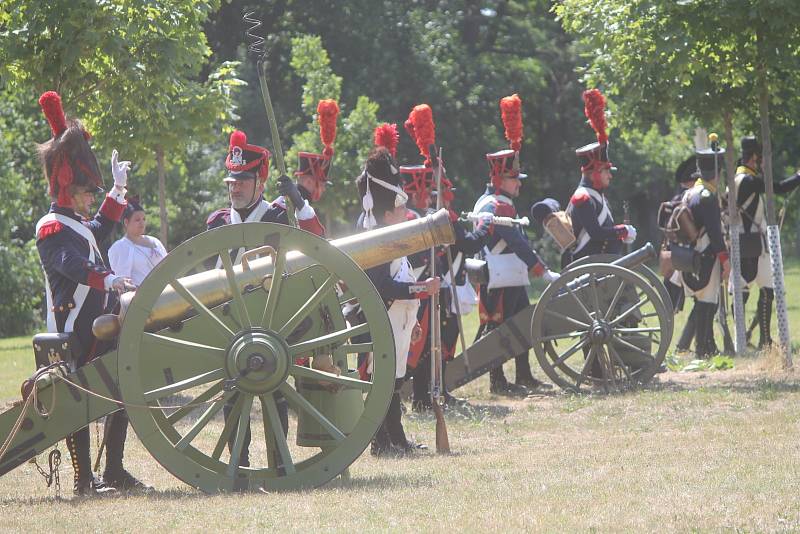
[257,59,297,227]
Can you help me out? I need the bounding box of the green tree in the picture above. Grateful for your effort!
[0,0,243,247]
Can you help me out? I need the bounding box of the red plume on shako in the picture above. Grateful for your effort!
[295,99,339,191]
[401,104,437,209]
[36,91,104,207]
[373,123,399,159]
[486,93,528,192]
[575,88,616,186]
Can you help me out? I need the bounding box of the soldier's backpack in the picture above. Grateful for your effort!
[658,197,701,275]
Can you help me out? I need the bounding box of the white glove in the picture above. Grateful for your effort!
[622,224,637,244]
[542,269,560,284]
[111,149,131,189]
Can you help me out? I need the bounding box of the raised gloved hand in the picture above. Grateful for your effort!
[542,269,560,284]
[277,175,304,210]
[622,224,637,244]
[111,149,131,190]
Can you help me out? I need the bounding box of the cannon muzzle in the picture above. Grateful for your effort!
[94,208,454,339]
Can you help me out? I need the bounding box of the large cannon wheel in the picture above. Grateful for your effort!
[117,223,394,493]
[531,263,672,393]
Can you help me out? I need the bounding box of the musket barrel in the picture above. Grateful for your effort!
[94,209,454,339]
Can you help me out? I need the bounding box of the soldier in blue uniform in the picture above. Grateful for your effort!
[34,91,148,495]
[732,136,800,348]
[357,145,440,455]
[206,130,325,238]
[564,90,636,268]
[679,149,731,358]
[664,156,703,351]
[473,149,558,394]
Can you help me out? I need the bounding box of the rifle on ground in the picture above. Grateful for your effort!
[711,133,735,354]
[430,145,450,454]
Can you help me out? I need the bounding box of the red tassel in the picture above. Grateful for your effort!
[500,94,523,151]
[373,123,399,158]
[39,91,67,137]
[317,99,339,158]
[229,130,247,149]
[408,104,436,165]
[582,89,608,144]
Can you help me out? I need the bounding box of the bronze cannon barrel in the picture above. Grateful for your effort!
[94,208,454,339]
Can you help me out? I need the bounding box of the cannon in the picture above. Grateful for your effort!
[446,244,674,393]
[0,210,454,493]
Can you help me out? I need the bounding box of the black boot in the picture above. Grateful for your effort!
[102,411,151,492]
[758,288,774,349]
[513,352,551,390]
[694,302,717,359]
[676,305,697,351]
[68,427,114,496]
[411,356,432,412]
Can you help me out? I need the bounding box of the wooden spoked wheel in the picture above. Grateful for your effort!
[117,223,394,493]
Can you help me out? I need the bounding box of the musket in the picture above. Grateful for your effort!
[430,145,450,454]
[244,11,297,227]
[711,133,735,354]
[461,212,530,227]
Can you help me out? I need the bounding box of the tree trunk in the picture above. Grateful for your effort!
[156,147,168,248]
[756,26,792,364]
[723,112,746,354]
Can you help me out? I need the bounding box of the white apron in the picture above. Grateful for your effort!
[387,257,420,378]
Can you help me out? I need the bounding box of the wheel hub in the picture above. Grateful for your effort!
[226,329,290,394]
[589,320,612,345]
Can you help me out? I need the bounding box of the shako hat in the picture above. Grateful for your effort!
[37,91,104,206]
[224,130,270,183]
[488,94,527,189]
[296,99,339,184]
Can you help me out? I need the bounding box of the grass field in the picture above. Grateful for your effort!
[0,261,799,532]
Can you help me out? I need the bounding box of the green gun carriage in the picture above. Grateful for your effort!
[446,244,675,393]
[0,210,454,493]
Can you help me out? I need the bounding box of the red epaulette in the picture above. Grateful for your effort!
[493,201,515,217]
[37,220,63,241]
[570,190,590,206]
[206,208,231,227]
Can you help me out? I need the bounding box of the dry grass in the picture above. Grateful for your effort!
[0,262,799,532]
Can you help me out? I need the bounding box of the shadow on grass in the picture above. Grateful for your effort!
[646,376,800,395]
[407,401,513,422]
[325,472,436,491]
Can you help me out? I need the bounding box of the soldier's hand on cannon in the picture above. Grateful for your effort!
[542,269,560,284]
[621,224,637,244]
[111,149,131,191]
[109,275,136,293]
[278,174,305,209]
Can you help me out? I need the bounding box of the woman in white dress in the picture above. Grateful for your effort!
[108,200,167,287]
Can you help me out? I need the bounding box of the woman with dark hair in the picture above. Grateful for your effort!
[108,200,167,286]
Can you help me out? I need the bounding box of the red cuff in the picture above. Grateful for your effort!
[99,194,126,221]
[718,251,729,265]
[87,270,111,290]
[409,284,430,299]
[613,224,628,240]
[530,262,545,278]
[298,216,326,237]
